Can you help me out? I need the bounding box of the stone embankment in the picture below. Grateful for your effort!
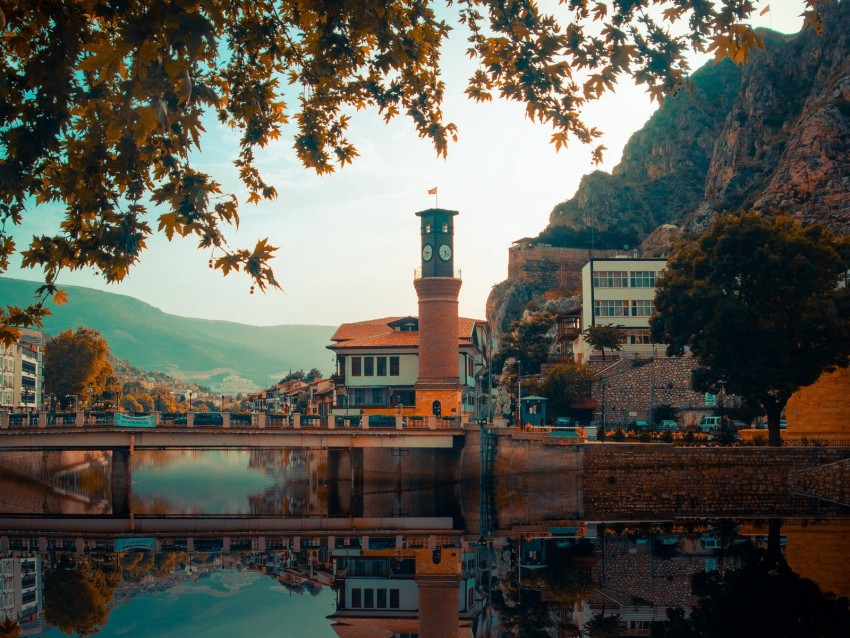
[581,444,850,520]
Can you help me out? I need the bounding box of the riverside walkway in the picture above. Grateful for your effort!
[0,410,465,450]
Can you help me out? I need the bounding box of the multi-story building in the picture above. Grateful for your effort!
[0,555,43,632]
[574,257,667,362]
[0,330,43,411]
[328,315,489,420]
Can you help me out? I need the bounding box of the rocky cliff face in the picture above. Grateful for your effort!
[488,3,850,332]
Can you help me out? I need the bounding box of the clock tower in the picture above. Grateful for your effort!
[414,208,462,419]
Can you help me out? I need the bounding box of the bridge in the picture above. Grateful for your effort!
[0,410,468,450]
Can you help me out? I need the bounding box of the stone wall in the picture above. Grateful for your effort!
[506,245,619,295]
[588,355,711,426]
[581,444,850,519]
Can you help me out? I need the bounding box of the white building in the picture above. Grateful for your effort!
[0,555,43,630]
[0,330,43,411]
[575,257,667,361]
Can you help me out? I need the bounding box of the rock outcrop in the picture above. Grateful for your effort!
[488,2,850,331]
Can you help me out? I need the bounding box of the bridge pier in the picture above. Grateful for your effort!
[111,449,132,517]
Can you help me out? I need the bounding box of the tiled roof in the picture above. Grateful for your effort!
[329,316,485,350]
[330,617,472,638]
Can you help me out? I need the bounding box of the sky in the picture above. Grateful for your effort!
[6,4,806,328]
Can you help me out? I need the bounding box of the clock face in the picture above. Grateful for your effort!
[439,244,452,261]
[422,244,433,261]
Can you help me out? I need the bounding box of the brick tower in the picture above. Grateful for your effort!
[414,208,462,419]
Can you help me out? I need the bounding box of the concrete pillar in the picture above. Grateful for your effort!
[428,415,436,430]
[395,415,404,430]
[153,411,161,426]
[0,537,8,551]
[293,536,301,552]
[76,538,85,554]
[0,411,7,429]
[328,416,335,430]
[255,537,266,552]
[187,412,194,428]
[39,537,47,552]
[222,537,231,553]
[222,412,231,429]
[111,448,132,517]
[363,415,370,430]
[293,413,300,429]
[75,410,84,427]
[38,411,47,428]
[187,537,195,552]
[255,413,266,429]
[417,575,461,638]
[395,535,404,549]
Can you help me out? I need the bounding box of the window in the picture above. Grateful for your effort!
[390,589,400,609]
[630,270,656,287]
[364,356,374,376]
[626,330,651,344]
[364,589,374,608]
[389,356,400,376]
[594,300,628,317]
[351,588,362,608]
[377,357,387,376]
[593,270,628,288]
[353,389,365,405]
[372,389,383,405]
[631,300,654,316]
[377,589,387,608]
[351,357,361,376]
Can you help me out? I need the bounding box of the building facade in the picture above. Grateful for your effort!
[575,257,667,362]
[0,330,43,411]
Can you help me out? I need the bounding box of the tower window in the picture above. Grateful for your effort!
[424,224,431,233]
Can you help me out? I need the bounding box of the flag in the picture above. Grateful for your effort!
[427,187,437,195]
[759,5,770,15]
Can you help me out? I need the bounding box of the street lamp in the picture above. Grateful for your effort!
[66,394,78,411]
[188,391,193,412]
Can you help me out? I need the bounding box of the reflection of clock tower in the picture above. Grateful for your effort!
[414,208,462,419]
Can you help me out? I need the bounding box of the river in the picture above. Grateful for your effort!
[1,447,848,637]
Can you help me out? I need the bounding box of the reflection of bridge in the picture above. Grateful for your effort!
[0,426,464,451]
[0,514,459,536]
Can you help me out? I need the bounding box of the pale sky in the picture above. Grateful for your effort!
[6,4,805,327]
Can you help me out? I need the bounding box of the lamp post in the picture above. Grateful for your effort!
[516,360,522,428]
[66,394,78,411]
[188,391,193,412]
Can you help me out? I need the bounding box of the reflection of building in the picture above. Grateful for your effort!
[0,329,43,410]
[0,555,43,634]
[330,542,483,638]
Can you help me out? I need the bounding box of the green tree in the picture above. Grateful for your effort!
[539,362,595,418]
[499,311,556,375]
[44,327,114,409]
[583,324,625,361]
[1,0,818,343]
[650,212,850,446]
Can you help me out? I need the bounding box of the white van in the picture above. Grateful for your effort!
[698,416,722,433]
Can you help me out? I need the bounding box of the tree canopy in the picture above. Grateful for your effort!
[43,554,118,637]
[650,212,850,445]
[583,324,625,360]
[498,310,555,375]
[43,326,115,408]
[0,0,824,343]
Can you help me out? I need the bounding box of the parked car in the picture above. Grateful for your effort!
[658,419,679,432]
[629,420,651,432]
[732,420,748,430]
[755,419,787,430]
[697,416,722,433]
[555,417,574,427]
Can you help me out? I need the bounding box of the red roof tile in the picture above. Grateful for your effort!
[329,316,485,350]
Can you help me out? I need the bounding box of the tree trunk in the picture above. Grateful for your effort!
[763,398,784,447]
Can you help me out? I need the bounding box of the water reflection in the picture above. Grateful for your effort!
[0,449,847,637]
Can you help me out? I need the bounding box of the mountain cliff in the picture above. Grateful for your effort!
[488,2,850,334]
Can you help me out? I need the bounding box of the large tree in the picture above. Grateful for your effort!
[583,324,625,361]
[44,327,114,408]
[650,212,850,446]
[498,310,556,375]
[0,0,824,343]
[539,361,595,417]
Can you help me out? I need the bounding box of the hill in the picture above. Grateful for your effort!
[0,277,335,388]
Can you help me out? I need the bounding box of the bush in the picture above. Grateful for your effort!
[612,427,626,442]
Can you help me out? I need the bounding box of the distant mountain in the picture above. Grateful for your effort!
[0,277,335,388]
